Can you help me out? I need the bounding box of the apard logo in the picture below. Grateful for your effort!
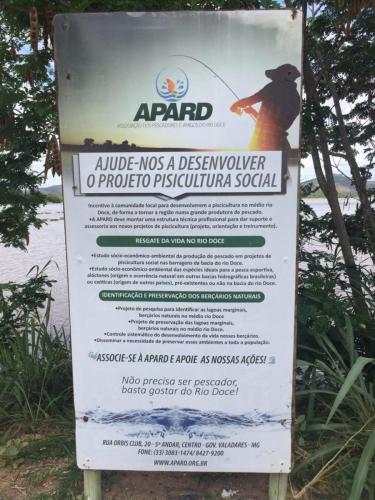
[156,67,189,102]
[133,65,213,122]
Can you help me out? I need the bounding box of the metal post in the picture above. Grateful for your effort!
[269,473,288,500]
[84,470,102,500]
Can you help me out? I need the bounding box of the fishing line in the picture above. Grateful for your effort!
[171,54,256,121]
[172,54,240,100]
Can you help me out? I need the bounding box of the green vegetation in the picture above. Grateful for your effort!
[40,191,63,203]
[295,317,375,499]
[0,264,72,429]
[294,184,375,497]
[0,264,76,497]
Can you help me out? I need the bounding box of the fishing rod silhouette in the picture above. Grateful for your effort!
[172,54,257,121]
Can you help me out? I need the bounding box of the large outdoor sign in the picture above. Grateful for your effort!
[55,10,303,472]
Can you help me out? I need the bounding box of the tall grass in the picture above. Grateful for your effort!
[293,316,375,499]
[0,265,73,433]
[0,317,72,432]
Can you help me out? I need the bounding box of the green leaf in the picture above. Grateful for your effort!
[349,428,375,500]
[297,389,338,397]
[326,357,375,424]
[306,423,348,433]
[7,445,19,457]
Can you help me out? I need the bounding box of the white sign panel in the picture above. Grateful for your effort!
[55,10,302,472]
[78,151,284,197]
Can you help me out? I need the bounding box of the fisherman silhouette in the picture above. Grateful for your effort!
[230,64,301,151]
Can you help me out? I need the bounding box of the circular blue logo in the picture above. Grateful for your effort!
[156,67,189,102]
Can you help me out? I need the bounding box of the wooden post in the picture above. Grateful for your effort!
[84,470,102,500]
[269,473,288,500]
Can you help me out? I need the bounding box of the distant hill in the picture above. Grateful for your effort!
[302,175,375,197]
[40,184,63,202]
[40,184,62,195]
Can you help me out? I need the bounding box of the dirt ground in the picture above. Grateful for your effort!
[0,458,67,500]
[103,471,268,500]
[0,462,270,500]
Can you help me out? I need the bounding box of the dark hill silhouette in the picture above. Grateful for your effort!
[302,174,375,197]
[62,139,193,153]
[61,138,300,160]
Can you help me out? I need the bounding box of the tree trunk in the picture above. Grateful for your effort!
[317,50,375,264]
[304,60,370,320]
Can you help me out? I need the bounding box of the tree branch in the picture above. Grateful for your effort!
[316,48,375,263]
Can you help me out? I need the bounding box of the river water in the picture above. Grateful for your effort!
[0,199,361,330]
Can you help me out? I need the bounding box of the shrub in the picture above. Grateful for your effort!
[0,264,73,431]
[294,317,375,499]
